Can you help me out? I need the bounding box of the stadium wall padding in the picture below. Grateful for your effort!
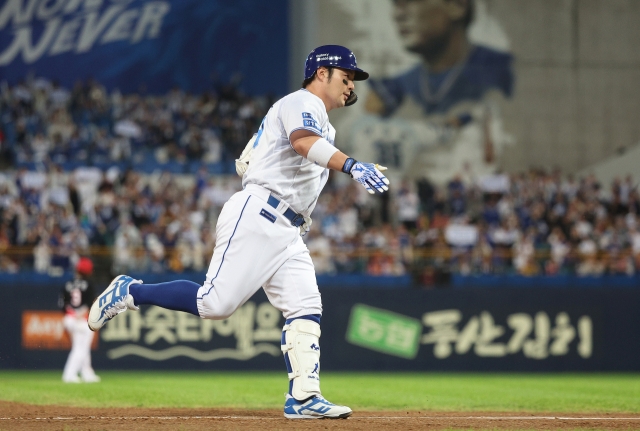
[1,280,639,371]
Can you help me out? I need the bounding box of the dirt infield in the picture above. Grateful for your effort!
[2,401,640,430]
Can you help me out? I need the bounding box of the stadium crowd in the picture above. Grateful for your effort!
[1,78,639,286]
[0,75,269,173]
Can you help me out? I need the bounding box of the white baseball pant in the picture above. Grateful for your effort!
[196,184,322,320]
[62,315,98,382]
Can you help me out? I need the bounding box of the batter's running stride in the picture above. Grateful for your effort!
[88,45,390,419]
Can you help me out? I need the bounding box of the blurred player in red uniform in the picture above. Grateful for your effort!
[59,257,100,383]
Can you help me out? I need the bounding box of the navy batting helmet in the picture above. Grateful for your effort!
[304,45,369,81]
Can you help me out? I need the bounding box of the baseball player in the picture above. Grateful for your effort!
[87,45,389,419]
[60,257,100,383]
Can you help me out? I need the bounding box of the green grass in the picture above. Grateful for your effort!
[0,371,638,412]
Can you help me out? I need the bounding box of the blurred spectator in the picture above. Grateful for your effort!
[305,230,335,275]
[395,180,420,231]
[416,176,435,219]
[447,175,466,216]
[513,227,539,276]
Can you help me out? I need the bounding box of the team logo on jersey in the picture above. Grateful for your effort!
[302,112,321,132]
[259,209,277,223]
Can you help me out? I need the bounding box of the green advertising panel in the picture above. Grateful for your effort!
[346,304,422,359]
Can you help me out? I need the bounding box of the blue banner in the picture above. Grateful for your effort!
[2,277,640,371]
[0,0,289,95]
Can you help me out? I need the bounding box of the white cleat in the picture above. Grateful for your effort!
[62,376,81,383]
[82,374,101,383]
[283,394,352,419]
[88,275,141,331]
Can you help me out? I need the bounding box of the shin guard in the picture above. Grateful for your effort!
[281,319,321,401]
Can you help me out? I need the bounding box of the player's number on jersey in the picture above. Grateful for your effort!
[253,117,266,149]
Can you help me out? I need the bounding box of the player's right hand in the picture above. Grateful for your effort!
[349,161,390,194]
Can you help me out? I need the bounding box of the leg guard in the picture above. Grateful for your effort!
[281,318,321,401]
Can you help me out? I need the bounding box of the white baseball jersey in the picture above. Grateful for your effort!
[197,89,334,321]
[242,89,335,216]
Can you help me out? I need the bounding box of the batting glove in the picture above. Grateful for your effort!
[342,158,390,194]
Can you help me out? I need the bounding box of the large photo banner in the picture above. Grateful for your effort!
[323,0,514,185]
[0,0,289,95]
[318,0,640,182]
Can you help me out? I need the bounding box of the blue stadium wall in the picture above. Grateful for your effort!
[2,274,639,372]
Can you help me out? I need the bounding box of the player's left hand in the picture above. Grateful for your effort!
[349,161,390,194]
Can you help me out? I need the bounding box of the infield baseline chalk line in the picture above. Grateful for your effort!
[2,416,640,421]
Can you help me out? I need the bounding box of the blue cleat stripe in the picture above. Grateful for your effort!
[97,276,133,321]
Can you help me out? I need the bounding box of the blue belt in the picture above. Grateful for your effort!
[267,195,305,227]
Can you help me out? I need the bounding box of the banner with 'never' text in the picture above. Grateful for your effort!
[0,0,289,95]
